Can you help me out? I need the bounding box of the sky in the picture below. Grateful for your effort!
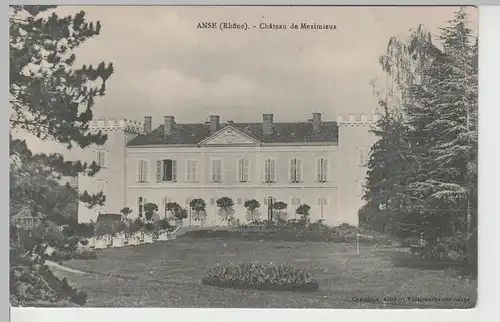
[14,5,477,155]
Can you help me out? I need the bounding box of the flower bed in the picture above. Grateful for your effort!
[202,262,319,292]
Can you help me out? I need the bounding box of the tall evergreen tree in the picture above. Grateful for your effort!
[360,101,408,235]
[363,7,477,267]
[9,5,114,305]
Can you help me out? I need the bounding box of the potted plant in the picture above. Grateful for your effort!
[244,199,261,224]
[190,198,207,227]
[127,218,143,246]
[296,204,311,225]
[216,197,235,227]
[272,201,288,224]
[166,202,187,227]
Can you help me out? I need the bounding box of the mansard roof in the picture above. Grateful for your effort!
[126,121,339,146]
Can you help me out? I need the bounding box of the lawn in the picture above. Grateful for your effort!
[53,236,477,308]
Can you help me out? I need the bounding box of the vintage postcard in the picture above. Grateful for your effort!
[9,5,477,308]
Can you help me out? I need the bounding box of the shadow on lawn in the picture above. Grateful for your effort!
[375,248,477,278]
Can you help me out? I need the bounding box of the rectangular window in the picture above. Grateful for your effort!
[237,197,243,205]
[318,196,328,206]
[211,159,222,182]
[137,160,149,182]
[263,158,276,183]
[238,158,249,182]
[291,197,302,206]
[95,180,107,194]
[317,158,328,182]
[186,160,197,182]
[157,159,177,182]
[210,198,216,205]
[264,197,276,206]
[95,150,107,167]
[289,158,302,183]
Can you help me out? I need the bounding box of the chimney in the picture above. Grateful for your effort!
[263,114,273,135]
[144,116,152,134]
[312,112,322,133]
[164,116,174,136]
[210,115,220,133]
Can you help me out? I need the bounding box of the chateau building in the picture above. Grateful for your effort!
[77,112,377,227]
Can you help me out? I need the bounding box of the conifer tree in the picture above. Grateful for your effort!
[363,7,477,266]
[10,5,114,305]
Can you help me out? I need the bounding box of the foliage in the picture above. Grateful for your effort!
[127,218,143,235]
[216,197,235,223]
[202,262,319,292]
[295,204,311,223]
[165,202,188,221]
[94,221,116,237]
[190,198,207,223]
[244,199,261,223]
[156,218,173,231]
[184,222,398,246]
[120,207,132,218]
[272,201,287,211]
[10,5,115,305]
[143,202,158,221]
[363,7,477,268]
[46,248,97,262]
[271,201,288,223]
[189,198,206,212]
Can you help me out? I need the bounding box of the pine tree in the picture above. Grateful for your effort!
[10,5,114,305]
[405,7,478,265]
[364,7,477,267]
[360,101,409,235]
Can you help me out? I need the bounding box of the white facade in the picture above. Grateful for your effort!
[77,114,377,227]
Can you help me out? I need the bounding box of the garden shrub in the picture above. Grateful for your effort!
[166,202,188,221]
[202,262,319,292]
[216,197,235,224]
[244,199,261,223]
[144,202,158,221]
[295,204,311,224]
[190,198,207,224]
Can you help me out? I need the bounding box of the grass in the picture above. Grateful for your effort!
[53,236,477,308]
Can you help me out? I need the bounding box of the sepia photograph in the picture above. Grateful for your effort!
[9,5,478,308]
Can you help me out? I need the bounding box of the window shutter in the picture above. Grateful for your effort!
[244,158,249,182]
[95,150,99,165]
[296,159,302,182]
[263,159,268,182]
[270,159,276,182]
[144,160,149,182]
[156,160,162,181]
[323,159,328,182]
[289,159,294,182]
[192,160,197,181]
[100,151,106,167]
[137,160,142,182]
[239,158,242,182]
[316,159,321,182]
[172,160,177,182]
